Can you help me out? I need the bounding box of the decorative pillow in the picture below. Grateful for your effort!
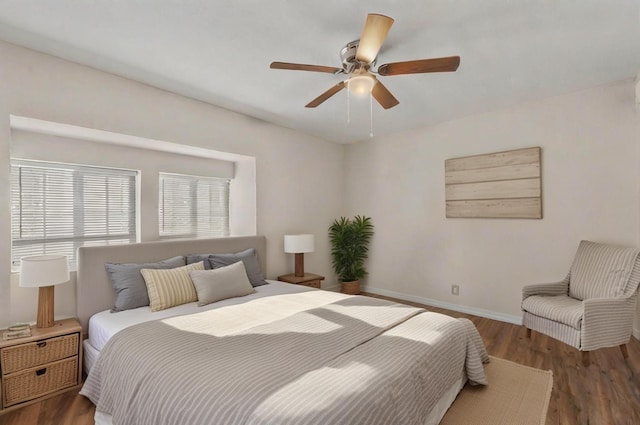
[569,240,640,300]
[105,256,186,312]
[189,261,256,306]
[186,254,213,270]
[208,248,267,287]
[141,262,205,312]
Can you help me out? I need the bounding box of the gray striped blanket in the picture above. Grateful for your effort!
[81,294,488,425]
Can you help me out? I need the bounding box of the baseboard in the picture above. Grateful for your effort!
[362,285,523,325]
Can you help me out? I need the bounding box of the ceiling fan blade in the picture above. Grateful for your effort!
[305,81,346,108]
[355,14,394,63]
[270,61,342,74]
[371,78,399,109]
[377,56,460,76]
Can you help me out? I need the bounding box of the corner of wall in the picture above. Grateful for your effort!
[0,87,11,328]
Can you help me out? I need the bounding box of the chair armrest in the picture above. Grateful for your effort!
[581,295,638,350]
[522,274,570,301]
[583,294,637,317]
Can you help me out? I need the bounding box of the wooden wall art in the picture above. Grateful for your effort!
[445,147,542,219]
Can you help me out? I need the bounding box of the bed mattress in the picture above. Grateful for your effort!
[83,291,488,425]
[88,280,312,352]
[83,280,314,373]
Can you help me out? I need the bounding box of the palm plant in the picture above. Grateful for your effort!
[328,215,374,283]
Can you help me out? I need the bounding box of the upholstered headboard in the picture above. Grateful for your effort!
[76,236,267,333]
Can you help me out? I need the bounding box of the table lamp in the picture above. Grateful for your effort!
[284,234,315,277]
[19,254,70,328]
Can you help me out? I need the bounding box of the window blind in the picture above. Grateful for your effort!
[159,173,230,239]
[11,160,137,269]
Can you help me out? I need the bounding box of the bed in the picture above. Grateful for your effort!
[77,236,489,425]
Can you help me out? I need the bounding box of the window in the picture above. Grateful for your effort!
[11,160,137,269]
[159,173,230,239]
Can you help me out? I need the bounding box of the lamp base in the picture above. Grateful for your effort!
[294,253,305,277]
[36,286,55,328]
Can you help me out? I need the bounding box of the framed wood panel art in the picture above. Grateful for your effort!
[445,147,542,219]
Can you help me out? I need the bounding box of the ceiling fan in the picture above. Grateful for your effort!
[270,13,460,110]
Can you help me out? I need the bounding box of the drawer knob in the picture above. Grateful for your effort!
[36,368,47,376]
[37,341,47,348]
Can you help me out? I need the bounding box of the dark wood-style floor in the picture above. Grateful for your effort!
[369,294,640,425]
[1,293,639,425]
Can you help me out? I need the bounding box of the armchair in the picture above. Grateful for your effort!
[522,240,640,366]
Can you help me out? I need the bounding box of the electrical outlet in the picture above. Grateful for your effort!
[451,285,460,296]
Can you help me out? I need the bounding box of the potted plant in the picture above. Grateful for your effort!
[328,215,374,295]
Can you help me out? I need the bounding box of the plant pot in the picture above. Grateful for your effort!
[341,280,360,295]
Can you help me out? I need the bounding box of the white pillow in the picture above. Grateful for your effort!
[189,261,256,306]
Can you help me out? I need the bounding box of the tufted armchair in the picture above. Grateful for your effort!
[522,240,640,366]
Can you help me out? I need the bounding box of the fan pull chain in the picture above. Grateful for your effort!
[347,82,350,124]
[369,91,374,138]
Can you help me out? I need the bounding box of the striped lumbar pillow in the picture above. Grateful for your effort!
[141,261,204,311]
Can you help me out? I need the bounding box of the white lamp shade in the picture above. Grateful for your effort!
[19,255,70,288]
[284,234,315,254]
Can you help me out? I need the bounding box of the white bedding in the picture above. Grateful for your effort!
[86,280,313,357]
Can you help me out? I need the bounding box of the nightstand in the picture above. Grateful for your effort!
[278,273,325,289]
[0,318,83,415]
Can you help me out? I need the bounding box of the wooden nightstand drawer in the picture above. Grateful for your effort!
[2,357,78,407]
[1,333,79,375]
[278,273,325,288]
[301,279,321,289]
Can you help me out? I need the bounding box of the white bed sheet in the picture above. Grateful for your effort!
[88,280,313,352]
[83,339,100,374]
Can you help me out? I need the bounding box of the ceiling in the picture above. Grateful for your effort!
[0,1,638,144]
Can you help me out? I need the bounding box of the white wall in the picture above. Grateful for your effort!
[0,41,344,328]
[345,80,640,330]
[0,80,10,331]
[2,38,638,336]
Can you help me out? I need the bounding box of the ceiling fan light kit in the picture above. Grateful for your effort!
[270,13,461,110]
[347,70,375,96]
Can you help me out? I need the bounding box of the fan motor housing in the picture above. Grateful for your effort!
[340,40,376,73]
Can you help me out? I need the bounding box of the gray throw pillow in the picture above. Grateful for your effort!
[186,254,213,270]
[189,261,255,306]
[105,256,186,312]
[208,248,267,287]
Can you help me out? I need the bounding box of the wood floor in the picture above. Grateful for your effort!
[370,295,640,425]
[1,294,639,425]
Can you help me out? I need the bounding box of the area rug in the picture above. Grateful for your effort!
[440,356,553,425]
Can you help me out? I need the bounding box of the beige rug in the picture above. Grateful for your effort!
[440,356,553,425]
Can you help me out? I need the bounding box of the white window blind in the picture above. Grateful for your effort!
[11,160,137,269]
[159,173,230,239]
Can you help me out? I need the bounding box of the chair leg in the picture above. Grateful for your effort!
[581,351,590,367]
[620,344,629,360]
[526,328,532,338]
